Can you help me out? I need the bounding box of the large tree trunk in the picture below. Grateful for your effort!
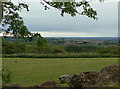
[0,1,2,23]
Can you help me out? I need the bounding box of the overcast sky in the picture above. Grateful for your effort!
[18,0,118,37]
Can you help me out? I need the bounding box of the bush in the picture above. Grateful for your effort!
[52,46,67,54]
[2,53,118,58]
[2,40,26,54]
[96,46,119,55]
[64,45,98,53]
[2,69,12,85]
[2,40,15,54]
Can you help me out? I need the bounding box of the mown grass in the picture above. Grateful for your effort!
[2,58,118,87]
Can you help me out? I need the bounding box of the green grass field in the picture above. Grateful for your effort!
[2,58,118,87]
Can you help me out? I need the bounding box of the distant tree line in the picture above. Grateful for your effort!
[2,37,119,55]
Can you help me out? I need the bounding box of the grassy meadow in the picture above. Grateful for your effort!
[2,58,118,87]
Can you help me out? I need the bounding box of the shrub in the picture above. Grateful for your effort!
[2,41,14,54]
[2,69,12,85]
[52,46,67,54]
[2,40,26,54]
[2,53,118,58]
[64,45,98,53]
[96,46,119,55]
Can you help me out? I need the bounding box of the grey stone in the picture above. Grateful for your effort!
[59,74,71,84]
[28,81,60,89]
[100,64,120,83]
[68,71,101,88]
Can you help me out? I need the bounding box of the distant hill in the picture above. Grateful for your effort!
[1,36,118,42]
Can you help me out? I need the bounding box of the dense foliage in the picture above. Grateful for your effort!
[64,45,98,53]
[96,46,119,55]
[1,2,41,41]
[2,69,11,85]
[2,38,119,58]
[42,1,98,20]
[2,39,26,54]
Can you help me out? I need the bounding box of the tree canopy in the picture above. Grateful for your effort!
[0,0,104,40]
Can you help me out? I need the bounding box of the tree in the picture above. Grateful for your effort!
[52,45,67,54]
[96,46,119,55]
[2,39,26,54]
[31,37,51,53]
[0,0,104,40]
[41,0,98,19]
[1,2,41,41]
[35,37,47,53]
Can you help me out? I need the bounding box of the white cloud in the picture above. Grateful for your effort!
[32,31,104,37]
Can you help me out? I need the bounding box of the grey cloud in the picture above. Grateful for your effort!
[20,2,118,37]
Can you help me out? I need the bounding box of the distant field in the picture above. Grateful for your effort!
[2,58,118,87]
